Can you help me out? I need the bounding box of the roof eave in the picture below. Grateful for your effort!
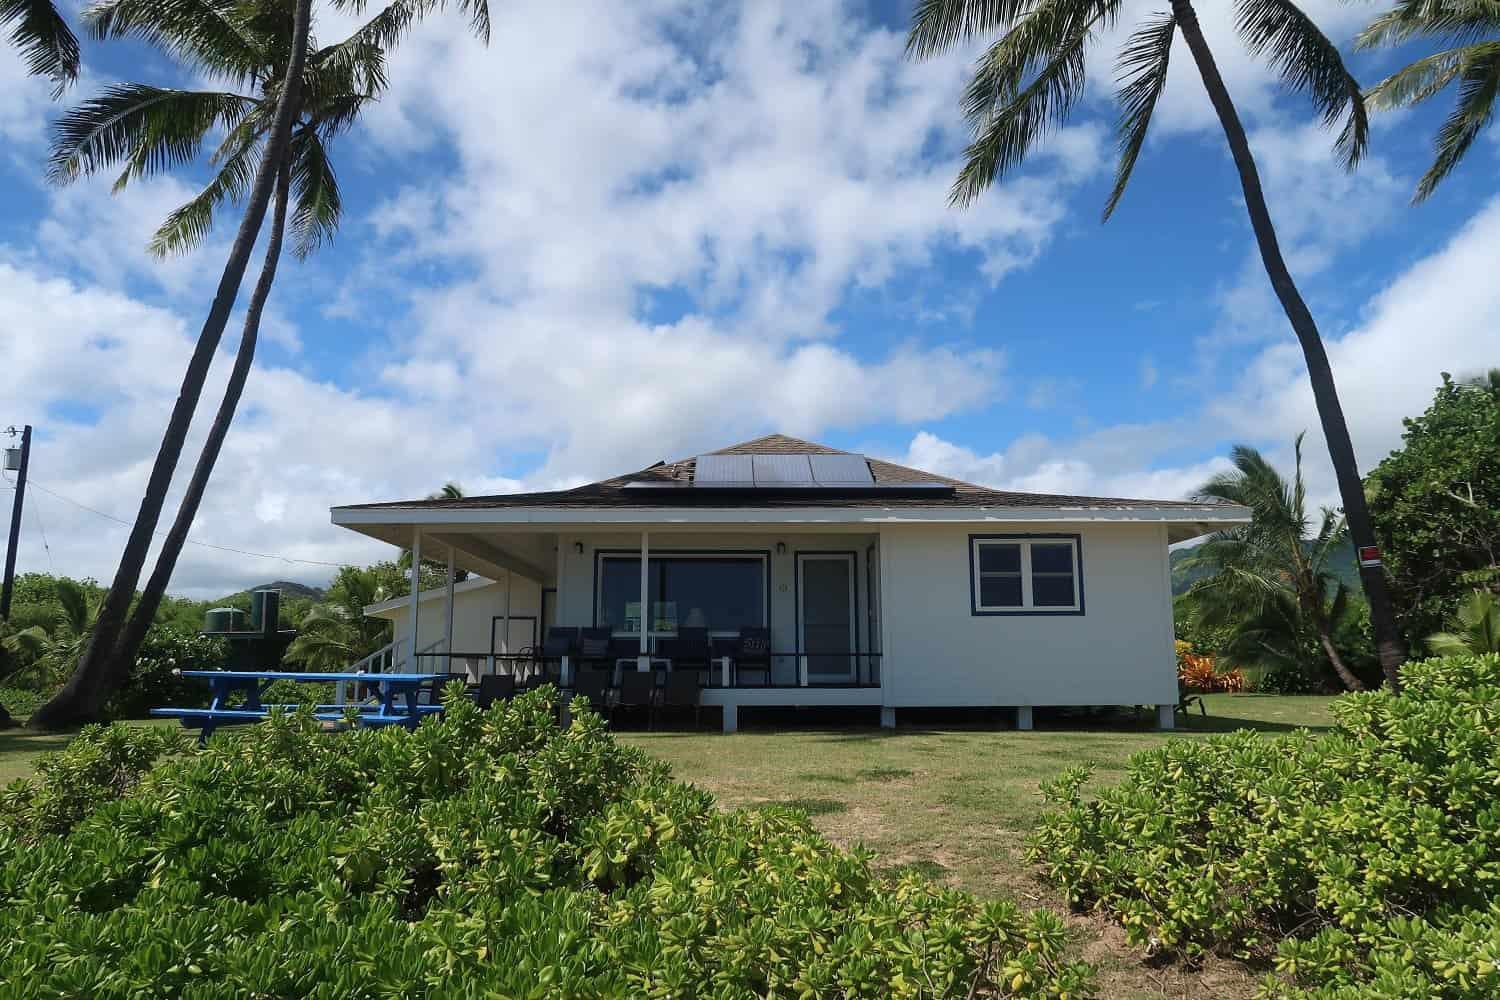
[332,504,1251,528]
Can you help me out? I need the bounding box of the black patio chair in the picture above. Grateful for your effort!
[659,627,710,681]
[657,669,702,729]
[416,672,464,706]
[577,627,615,674]
[733,627,772,686]
[475,673,515,709]
[612,671,656,728]
[571,668,611,715]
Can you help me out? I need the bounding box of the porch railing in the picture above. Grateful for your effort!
[403,649,882,690]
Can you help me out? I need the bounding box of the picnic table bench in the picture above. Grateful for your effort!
[152,670,450,741]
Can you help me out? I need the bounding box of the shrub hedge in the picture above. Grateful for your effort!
[0,687,1093,998]
[1027,653,1500,998]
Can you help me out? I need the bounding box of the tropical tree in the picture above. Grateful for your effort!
[1183,436,1367,691]
[908,0,1409,690]
[1367,370,1500,642]
[1357,1,1500,201]
[284,564,402,670]
[1,0,79,93]
[0,578,97,689]
[31,0,489,729]
[30,0,314,729]
[1426,590,1500,655]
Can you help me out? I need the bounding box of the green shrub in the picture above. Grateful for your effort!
[104,626,224,718]
[0,688,1092,997]
[0,722,189,841]
[1027,653,1500,998]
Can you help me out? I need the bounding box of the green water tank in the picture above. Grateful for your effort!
[204,607,247,633]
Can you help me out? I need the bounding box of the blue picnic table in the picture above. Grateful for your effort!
[152,670,451,740]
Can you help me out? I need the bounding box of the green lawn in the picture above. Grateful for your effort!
[620,694,1338,999]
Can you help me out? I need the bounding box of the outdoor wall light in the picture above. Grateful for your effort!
[775,541,786,555]
[574,541,584,554]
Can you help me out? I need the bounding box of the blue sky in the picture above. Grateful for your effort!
[1,0,1496,597]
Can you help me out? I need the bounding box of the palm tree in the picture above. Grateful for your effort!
[1185,436,1366,690]
[30,0,490,729]
[908,0,1408,690]
[1426,590,1500,655]
[29,0,314,729]
[0,579,97,689]
[1,0,80,93]
[284,564,399,670]
[1357,1,1499,201]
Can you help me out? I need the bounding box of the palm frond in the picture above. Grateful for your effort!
[48,83,253,185]
[332,0,490,52]
[288,126,340,258]
[1413,40,1500,201]
[951,2,1111,207]
[0,0,80,94]
[906,0,1036,58]
[149,127,262,255]
[1104,11,1174,220]
[1234,0,1369,169]
[52,578,92,637]
[0,625,50,660]
[1357,0,1498,50]
[83,0,268,87]
[1365,45,1471,110]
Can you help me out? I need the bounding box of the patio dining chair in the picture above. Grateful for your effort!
[611,671,656,728]
[571,668,611,715]
[475,673,515,709]
[657,669,702,729]
[540,629,579,683]
[658,627,710,680]
[733,627,772,687]
[577,627,615,674]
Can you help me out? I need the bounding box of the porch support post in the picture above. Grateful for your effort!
[1016,706,1033,731]
[638,531,650,672]
[408,528,422,671]
[880,707,895,729]
[444,548,456,655]
[722,703,738,734]
[1157,704,1176,731]
[501,571,512,656]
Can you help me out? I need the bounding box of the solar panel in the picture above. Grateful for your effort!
[752,453,815,485]
[694,454,753,485]
[810,454,874,486]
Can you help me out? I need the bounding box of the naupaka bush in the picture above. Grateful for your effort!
[1027,653,1500,998]
[0,687,1092,998]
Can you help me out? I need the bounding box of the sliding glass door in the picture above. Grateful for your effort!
[798,553,856,684]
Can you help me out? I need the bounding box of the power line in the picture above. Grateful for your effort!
[17,477,346,569]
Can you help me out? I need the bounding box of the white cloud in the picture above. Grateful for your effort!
[1213,194,1500,491]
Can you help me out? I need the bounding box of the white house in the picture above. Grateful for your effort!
[333,435,1248,732]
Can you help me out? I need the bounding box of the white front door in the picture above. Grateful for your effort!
[797,553,857,684]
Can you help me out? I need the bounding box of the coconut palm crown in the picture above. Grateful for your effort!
[48,0,488,259]
[1185,435,1365,691]
[1358,0,1500,201]
[906,0,1367,217]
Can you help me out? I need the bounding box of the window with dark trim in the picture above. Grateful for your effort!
[597,554,766,632]
[970,536,1082,614]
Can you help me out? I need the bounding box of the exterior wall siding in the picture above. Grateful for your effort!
[877,522,1176,707]
[390,575,544,655]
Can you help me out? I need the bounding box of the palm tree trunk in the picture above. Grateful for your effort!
[1317,630,1364,691]
[108,158,294,685]
[28,0,313,730]
[1170,0,1408,692]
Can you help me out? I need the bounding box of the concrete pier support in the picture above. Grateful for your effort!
[1016,706,1033,731]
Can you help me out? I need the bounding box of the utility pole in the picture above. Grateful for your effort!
[2,425,32,621]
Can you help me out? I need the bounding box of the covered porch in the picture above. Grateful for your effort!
[339,513,889,731]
